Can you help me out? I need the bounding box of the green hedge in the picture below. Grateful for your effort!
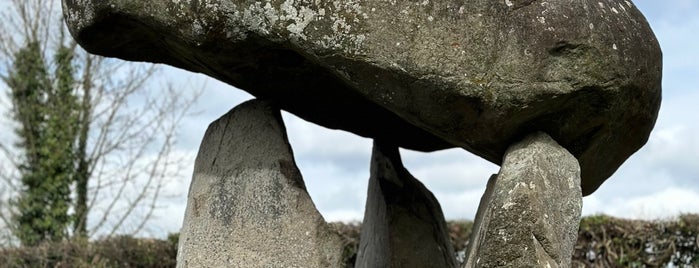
[1,215,696,267]
[332,215,698,267]
[0,234,178,268]
[573,214,699,267]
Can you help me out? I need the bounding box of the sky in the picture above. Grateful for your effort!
[1,0,697,239]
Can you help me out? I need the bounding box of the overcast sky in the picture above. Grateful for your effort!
[138,0,699,238]
[0,0,696,239]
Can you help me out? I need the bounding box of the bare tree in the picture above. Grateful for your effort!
[0,0,200,244]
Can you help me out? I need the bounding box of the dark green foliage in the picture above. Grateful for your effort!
[0,234,178,268]
[329,222,362,267]
[0,215,697,267]
[165,233,179,248]
[332,215,698,267]
[447,220,474,252]
[91,235,178,268]
[6,41,82,246]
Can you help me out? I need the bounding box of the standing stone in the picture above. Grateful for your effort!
[465,132,582,268]
[357,141,457,268]
[177,99,344,267]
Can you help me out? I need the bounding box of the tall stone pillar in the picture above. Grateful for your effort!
[177,99,344,267]
[356,141,457,268]
[465,132,582,267]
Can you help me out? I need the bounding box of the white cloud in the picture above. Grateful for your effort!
[283,115,371,222]
[642,125,699,178]
[402,149,498,193]
[435,189,491,220]
[583,187,699,220]
[145,201,188,237]
[401,148,498,219]
[284,113,373,160]
[584,88,699,219]
[299,160,369,221]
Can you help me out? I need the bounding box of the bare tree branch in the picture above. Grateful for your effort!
[0,0,202,242]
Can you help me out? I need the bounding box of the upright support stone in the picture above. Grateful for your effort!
[177,99,344,267]
[465,132,582,268]
[356,141,457,268]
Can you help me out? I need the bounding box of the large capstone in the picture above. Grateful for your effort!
[61,0,661,194]
[177,99,344,267]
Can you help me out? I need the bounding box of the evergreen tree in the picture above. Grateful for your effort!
[0,0,198,245]
[6,41,79,246]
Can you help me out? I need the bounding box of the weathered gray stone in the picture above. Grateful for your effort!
[61,0,662,194]
[465,132,582,268]
[464,174,497,268]
[177,99,344,267]
[357,141,457,268]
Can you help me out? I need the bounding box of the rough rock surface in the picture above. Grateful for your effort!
[177,99,344,267]
[356,141,456,268]
[464,132,582,268]
[61,0,662,194]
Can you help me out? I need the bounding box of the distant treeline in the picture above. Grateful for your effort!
[1,215,697,267]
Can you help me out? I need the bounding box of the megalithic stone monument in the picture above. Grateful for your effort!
[60,0,661,195]
[61,0,662,266]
